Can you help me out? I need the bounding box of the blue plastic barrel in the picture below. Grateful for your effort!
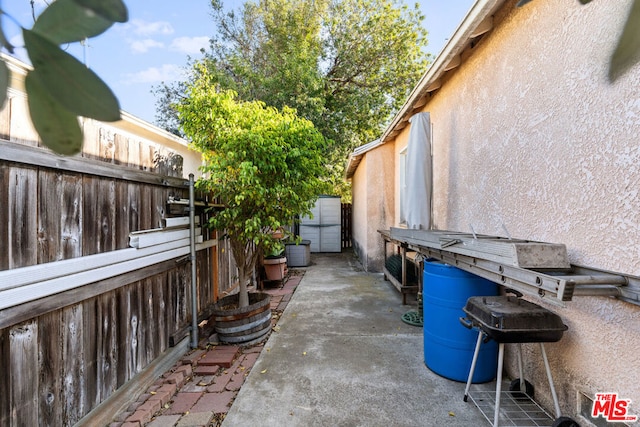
[423,260,498,383]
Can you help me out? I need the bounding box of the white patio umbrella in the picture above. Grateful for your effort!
[404,112,432,230]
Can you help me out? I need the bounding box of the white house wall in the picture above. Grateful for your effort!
[413,0,640,420]
[2,54,201,179]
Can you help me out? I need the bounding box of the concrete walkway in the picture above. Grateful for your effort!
[222,251,486,426]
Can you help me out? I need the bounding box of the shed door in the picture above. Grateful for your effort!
[300,197,341,253]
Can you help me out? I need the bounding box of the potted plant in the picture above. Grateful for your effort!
[263,241,287,281]
[178,68,329,341]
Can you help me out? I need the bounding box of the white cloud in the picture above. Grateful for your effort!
[122,64,185,84]
[129,38,165,54]
[169,36,210,55]
[127,19,174,36]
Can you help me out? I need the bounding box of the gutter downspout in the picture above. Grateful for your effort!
[189,174,198,348]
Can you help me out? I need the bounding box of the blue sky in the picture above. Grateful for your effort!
[2,0,474,125]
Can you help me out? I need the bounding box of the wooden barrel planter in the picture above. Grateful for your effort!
[212,292,272,345]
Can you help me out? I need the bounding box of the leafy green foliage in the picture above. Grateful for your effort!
[518,0,640,82]
[0,0,127,154]
[32,0,114,45]
[0,61,8,110]
[178,68,330,306]
[157,0,429,198]
[71,0,129,22]
[23,30,121,121]
[25,71,83,155]
[609,0,640,81]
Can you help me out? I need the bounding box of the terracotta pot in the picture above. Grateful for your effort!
[270,227,285,240]
[263,256,287,281]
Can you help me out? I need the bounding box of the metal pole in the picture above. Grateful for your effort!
[189,174,198,348]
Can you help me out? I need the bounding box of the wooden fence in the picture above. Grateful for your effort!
[0,115,235,425]
[341,203,352,249]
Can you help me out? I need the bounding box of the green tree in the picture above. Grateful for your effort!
[156,0,429,197]
[178,67,330,307]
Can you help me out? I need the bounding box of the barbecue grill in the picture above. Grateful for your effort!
[460,295,579,427]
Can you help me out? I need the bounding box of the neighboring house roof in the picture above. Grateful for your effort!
[345,0,505,179]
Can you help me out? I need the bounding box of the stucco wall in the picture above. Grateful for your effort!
[351,155,369,269]
[421,0,640,421]
[351,143,396,272]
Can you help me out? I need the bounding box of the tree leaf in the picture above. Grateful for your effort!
[609,0,640,81]
[578,0,593,4]
[70,0,128,23]
[23,29,121,121]
[516,0,535,6]
[0,22,15,53]
[32,0,113,45]
[25,70,83,155]
[0,61,9,110]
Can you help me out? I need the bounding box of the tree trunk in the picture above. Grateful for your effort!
[230,237,256,308]
[237,265,249,307]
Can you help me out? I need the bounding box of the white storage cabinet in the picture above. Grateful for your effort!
[299,196,342,253]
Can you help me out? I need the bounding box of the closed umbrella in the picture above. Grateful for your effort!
[404,112,432,230]
[401,112,432,327]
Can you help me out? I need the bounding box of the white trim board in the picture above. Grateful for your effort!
[129,227,202,248]
[0,238,216,311]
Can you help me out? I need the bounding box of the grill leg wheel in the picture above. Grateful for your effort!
[508,378,534,399]
[552,416,580,427]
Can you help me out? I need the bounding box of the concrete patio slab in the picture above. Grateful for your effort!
[222,251,487,426]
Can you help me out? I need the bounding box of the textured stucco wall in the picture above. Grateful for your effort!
[351,155,369,269]
[421,0,640,421]
[350,143,396,272]
[366,143,396,271]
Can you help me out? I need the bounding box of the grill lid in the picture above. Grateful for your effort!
[462,296,568,343]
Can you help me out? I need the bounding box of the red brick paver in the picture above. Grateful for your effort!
[110,270,303,427]
[198,347,238,368]
[190,391,235,414]
[165,392,203,415]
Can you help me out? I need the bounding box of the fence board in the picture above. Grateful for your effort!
[83,176,116,256]
[0,328,9,427]
[39,310,63,426]
[62,305,85,425]
[9,165,37,268]
[138,184,153,232]
[152,185,167,230]
[82,298,98,409]
[341,203,352,249]
[115,181,132,249]
[10,321,39,426]
[38,170,83,263]
[152,274,167,352]
[143,278,157,361]
[98,292,118,401]
[0,163,8,271]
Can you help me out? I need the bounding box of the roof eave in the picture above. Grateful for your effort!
[379,0,504,144]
